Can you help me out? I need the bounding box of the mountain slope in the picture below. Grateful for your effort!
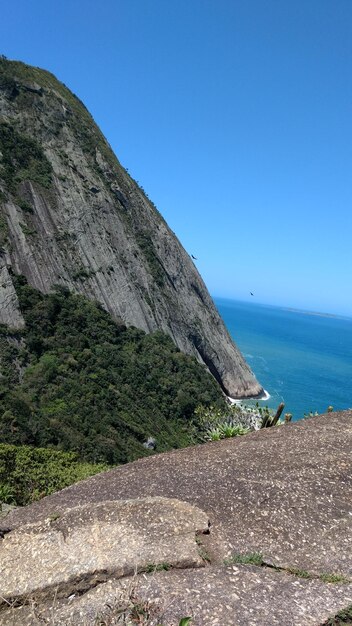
[0,58,262,398]
[0,278,226,463]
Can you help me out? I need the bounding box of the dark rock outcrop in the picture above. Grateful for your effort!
[0,58,262,398]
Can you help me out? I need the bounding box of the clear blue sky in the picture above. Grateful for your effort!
[1,0,351,315]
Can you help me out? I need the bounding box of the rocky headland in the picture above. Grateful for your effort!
[0,57,262,399]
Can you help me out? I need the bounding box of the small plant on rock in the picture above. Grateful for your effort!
[206,423,250,441]
[194,404,256,441]
[143,562,171,574]
[224,552,264,566]
[321,603,352,625]
[0,483,15,504]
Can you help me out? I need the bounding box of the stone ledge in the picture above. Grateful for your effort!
[0,496,209,604]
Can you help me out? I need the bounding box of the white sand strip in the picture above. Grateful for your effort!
[227,389,271,404]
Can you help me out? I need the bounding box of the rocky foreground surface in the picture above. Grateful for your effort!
[1,411,351,625]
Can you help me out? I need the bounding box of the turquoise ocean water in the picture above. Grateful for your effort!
[215,297,352,421]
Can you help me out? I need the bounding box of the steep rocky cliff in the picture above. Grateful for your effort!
[0,58,262,398]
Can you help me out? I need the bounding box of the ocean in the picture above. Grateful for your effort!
[214,297,352,421]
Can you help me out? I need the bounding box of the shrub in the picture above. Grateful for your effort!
[194,404,258,441]
[206,423,250,441]
[0,279,226,464]
[0,443,107,506]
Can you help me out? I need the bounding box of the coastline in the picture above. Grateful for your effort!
[228,388,271,405]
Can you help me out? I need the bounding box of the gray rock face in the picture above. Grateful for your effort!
[0,261,24,328]
[0,59,262,398]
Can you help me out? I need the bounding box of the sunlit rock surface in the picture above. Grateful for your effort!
[0,58,262,398]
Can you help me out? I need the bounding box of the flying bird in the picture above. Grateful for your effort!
[250,292,254,296]
[191,254,197,260]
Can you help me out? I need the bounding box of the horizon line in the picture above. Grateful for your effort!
[212,295,352,322]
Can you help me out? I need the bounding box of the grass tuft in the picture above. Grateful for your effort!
[321,604,352,625]
[224,552,264,566]
[319,573,350,584]
[142,562,171,574]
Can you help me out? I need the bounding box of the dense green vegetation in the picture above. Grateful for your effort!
[0,444,107,506]
[136,233,166,287]
[0,121,52,193]
[0,212,9,247]
[0,276,225,465]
